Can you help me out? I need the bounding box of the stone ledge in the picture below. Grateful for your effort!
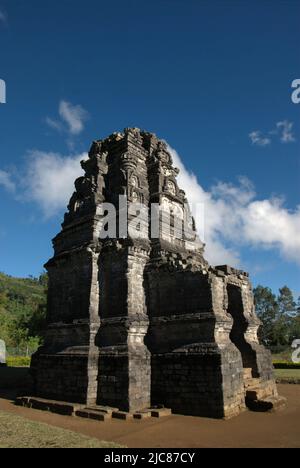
[246,396,287,413]
[112,411,133,421]
[150,408,172,418]
[16,397,173,421]
[16,397,84,416]
[75,409,110,421]
[85,405,118,415]
[133,410,152,419]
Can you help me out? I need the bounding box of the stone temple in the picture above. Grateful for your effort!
[31,128,282,418]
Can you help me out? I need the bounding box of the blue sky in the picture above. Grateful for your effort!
[0,0,299,298]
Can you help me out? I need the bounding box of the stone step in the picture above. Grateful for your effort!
[245,384,276,402]
[112,411,133,421]
[85,405,118,415]
[246,395,287,413]
[16,396,84,416]
[75,408,111,421]
[150,408,172,418]
[16,396,173,421]
[133,410,152,420]
[244,378,261,389]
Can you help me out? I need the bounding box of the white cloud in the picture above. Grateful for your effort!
[169,145,241,266]
[0,170,15,192]
[249,120,296,146]
[241,199,300,262]
[168,144,300,267]
[45,117,63,133]
[59,100,88,135]
[249,131,271,147]
[46,100,89,136]
[23,151,87,217]
[276,120,295,143]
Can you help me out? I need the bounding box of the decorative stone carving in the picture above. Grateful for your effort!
[167,180,176,195]
[131,191,139,203]
[130,175,138,187]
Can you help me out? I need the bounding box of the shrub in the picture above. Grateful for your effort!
[273,361,300,369]
[6,356,31,367]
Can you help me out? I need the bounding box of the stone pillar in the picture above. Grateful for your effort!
[96,243,151,412]
[31,245,99,404]
[86,248,101,406]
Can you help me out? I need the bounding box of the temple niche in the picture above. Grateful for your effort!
[30,128,284,418]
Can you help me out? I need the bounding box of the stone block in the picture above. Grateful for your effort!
[17,397,84,416]
[150,408,172,418]
[75,408,111,421]
[112,411,133,420]
[133,410,152,419]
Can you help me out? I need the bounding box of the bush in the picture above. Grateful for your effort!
[273,361,300,369]
[6,356,31,367]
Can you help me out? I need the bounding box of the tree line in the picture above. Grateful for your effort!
[254,285,300,349]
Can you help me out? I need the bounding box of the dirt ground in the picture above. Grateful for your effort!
[0,383,299,448]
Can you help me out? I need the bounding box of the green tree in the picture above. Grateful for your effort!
[273,286,296,345]
[0,310,15,346]
[277,286,296,317]
[254,285,278,345]
[38,272,48,288]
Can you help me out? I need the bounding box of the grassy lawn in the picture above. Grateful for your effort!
[275,368,300,383]
[0,410,123,448]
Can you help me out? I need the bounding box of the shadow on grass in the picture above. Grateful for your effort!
[0,367,33,401]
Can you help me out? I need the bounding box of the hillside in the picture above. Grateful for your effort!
[0,272,47,350]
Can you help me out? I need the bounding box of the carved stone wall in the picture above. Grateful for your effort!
[31,128,279,417]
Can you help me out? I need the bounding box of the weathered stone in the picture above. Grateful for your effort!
[30,128,282,419]
[75,408,111,421]
[85,405,118,415]
[133,410,152,419]
[16,397,84,415]
[245,395,287,412]
[150,408,172,418]
[112,411,133,420]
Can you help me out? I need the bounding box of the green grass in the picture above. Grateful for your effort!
[0,410,124,448]
[275,368,300,383]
